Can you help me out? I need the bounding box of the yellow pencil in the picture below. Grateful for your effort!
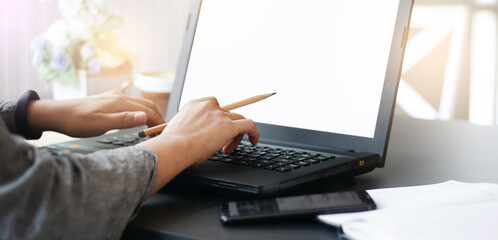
[138,92,276,137]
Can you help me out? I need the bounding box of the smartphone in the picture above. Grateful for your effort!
[220,190,376,224]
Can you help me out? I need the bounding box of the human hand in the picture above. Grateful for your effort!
[165,96,260,164]
[27,91,165,137]
[138,97,260,196]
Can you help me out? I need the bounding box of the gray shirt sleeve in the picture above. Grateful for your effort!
[0,98,18,133]
[0,117,158,240]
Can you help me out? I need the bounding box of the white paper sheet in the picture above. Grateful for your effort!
[318,181,498,240]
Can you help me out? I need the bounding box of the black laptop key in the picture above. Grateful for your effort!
[299,154,314,159]
[306,159,320,164]
[274,166,292,172]
[283,159,299,163]
[256,159,275,164]
[267,153,280,158]
[296,161,310,167]
[263,164,278,170]
[239,149,252,154]
[274,158,297,164]
[250,163,266,168]
[274,162,288,167]
[314,155,332,161]
[247,152,264,158]
[255,146,266,151]
[287,164,300,169]
[236,146,247,151]
[259,155,276,160]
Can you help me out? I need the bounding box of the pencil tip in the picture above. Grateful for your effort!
[138,131,145,138]
[272,92,276,95]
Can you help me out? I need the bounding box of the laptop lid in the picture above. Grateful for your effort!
[168,0,413,167]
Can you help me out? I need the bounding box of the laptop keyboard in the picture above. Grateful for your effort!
[209,143,336,173]
[96,135,336,173]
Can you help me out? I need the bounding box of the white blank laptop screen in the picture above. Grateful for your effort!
[179,0,400,138]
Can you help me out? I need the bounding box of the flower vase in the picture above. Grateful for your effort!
[51,63,132,99]
[51,70,87,100]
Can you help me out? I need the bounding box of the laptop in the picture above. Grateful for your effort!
[44,0,414,194]
[165,0,413,194]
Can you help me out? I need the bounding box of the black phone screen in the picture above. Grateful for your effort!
[220,191,375,223]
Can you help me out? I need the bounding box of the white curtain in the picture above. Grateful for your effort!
[0,0,60,99]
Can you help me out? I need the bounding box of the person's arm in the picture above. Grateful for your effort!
[0,90,165,239]
[26,91,165,137]
[0,116,157,239]
[0,90,165,139]
[0,95,258,239]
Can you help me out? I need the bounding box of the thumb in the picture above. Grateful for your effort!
[116,111,148,128]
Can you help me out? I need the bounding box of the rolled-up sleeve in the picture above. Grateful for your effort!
[1,90,43,139]
[0,118,158,240]
[0,98,17,133]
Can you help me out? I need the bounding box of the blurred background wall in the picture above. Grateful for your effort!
[0,0,192,99]
[1,0,497,125]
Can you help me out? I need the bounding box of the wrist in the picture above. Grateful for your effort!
[139,134,194,170]
[27,99,63,133]
[138,135,194,194]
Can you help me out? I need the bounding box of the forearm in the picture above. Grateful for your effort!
[138,135,193,197]
[25,91,165,138]
[27,99,67,133]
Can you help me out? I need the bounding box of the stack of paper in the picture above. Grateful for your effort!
[318,181,498,240]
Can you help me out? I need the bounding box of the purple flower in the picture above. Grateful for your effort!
[87,57,101,75]
[50,46,69,71]
[30,36,48,51]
